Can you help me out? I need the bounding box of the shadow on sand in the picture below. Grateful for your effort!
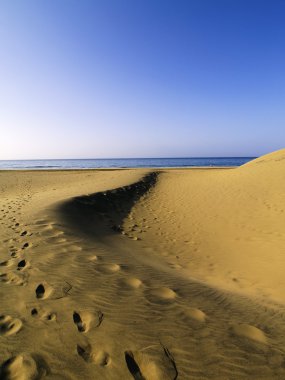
[57,172,159,239]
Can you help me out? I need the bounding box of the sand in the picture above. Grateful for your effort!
[0,149,285,379]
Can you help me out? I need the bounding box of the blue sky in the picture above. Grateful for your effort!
[0,0,284,159]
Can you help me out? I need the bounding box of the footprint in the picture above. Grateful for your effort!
[30,308,56,321]
[125,348,177,380]
[147,287,177,303]
[96,263,121,274]
[77,343,93,362]
[0,260,13,268]
[73,311,91,333]
[0,355,37,380]
[20,231,27,236]
[17,260,27,270]
[231,323,267,344]
[0,273,25,286]
[125,351,145,380]
[22,243,29,250]
[122,277,143,289]
[0,315,22,336]
[35,284,46,299]
[0,354,49,379]
[131,236,141,241]
[183,308,207,323]
[73,310,103,332]
[42,312,57,321]
[88,255,98,262]
[94,351,111,367]
[31,308,38,317]
[77,343,111,366]
[35,283,53,299]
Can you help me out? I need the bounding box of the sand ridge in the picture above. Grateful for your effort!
[0,150,285,379]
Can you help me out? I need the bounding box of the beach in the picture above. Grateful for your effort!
[1,149,285,379]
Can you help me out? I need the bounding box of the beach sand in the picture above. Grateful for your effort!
[0,149,285,379]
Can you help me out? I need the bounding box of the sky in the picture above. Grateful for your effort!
[0,0,284,159]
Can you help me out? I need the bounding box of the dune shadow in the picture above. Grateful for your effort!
[57,172,159,240]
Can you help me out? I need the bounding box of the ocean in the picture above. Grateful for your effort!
[0,157,255,170]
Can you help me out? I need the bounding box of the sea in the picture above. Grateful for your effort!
[0,157,255,170]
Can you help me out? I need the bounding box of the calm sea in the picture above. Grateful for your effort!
[0,157,255,170]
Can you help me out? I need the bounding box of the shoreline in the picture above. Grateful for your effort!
[0,165,237,172]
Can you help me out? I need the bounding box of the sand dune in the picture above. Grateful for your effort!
[129,149,285,303]
[1,150,285,379]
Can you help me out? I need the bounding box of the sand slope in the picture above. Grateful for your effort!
[127,149,285,303]
[1,150,285,379]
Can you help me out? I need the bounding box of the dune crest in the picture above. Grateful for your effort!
[241,148,285,167]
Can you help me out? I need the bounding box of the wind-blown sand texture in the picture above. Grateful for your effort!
[0,149,285,379]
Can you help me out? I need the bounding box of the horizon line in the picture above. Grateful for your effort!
[0,156,257,161]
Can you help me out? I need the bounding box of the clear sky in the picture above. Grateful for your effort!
[0,0,284,159]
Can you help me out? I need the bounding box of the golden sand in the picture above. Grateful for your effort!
[0,149,285,379]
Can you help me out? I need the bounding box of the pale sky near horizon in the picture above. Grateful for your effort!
[0,0,284,159]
